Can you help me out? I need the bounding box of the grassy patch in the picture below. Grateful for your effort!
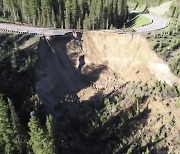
[132,15,152,28]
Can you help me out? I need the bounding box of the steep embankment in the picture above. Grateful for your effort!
[82,32,180,85]
[35,32,180,117]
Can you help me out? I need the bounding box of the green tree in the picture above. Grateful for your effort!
[28,0,38,25]
[0,94,13,154]
[45,115,57,154]
[2,0,128,28]
[8,99,26,153]
[28,116,46,154]
[28,115,57,154]
[83,13,90,30]
[0,95,16,153]
[51,7,56,28]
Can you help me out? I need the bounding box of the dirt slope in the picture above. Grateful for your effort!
[82,31,180,85]
[35,32,180,117]
[35,36,82,117]
[144,97,180,153]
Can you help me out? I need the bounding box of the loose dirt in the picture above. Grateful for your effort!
[34,31,180,153]
[35,31,180,110]
[143,97,180,153]
[82,31,180,85]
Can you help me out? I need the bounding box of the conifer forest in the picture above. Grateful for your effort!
[0,0,128,29]
[0,0,180,154]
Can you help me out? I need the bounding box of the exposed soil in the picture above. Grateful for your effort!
[35,31,180,110]
[141,97,180,153]
[35,31,180,153]
[82,32,180,85]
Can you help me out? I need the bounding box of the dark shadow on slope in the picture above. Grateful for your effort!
[55,101,151,154]
[56,101,166,154]
[151,146,169,154]
[34,33,167,154]
[35,33,107,118]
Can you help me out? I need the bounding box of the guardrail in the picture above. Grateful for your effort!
[0,28,40,35]
[0,28,82,36]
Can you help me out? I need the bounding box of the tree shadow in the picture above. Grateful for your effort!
[55,99,152,154]
[151,146,169,154]
[126,13,139,28]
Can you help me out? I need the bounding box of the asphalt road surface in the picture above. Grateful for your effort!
[0,23,72,35]
[134,14,168,33]
[0,13,168,35]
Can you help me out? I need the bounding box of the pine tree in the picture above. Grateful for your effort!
[89,0,97,29]
[0,95,27,153]
[37,7,42,26]
[83,13,90,30]
[28,115,57,154]
[28,116,46,154]
[109,0,114,27]
[0,94,15,154]
[8,99,26,153]
[2,0,128,29]
[104,0,109,29]
[11,0,19,21]
[41,0,47,26]
[97,0,103,29]
[45,115,57,154]
[65,0,72,29]
[71,0,79,28]
[46,115,55,139]
[51,7,56,28]
[58,0,65,28]
[29,0,38,25]
[23,0,31,24]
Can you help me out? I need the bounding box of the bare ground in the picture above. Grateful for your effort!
[34,32,180,153]
[35,31,180,109]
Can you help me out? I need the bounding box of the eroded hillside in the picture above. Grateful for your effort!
[34,31,180,153]
[35,31,180,114]
[82,32,180,85]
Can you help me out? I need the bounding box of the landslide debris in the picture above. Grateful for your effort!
[35,32,180,153]
[35,32,180,116]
